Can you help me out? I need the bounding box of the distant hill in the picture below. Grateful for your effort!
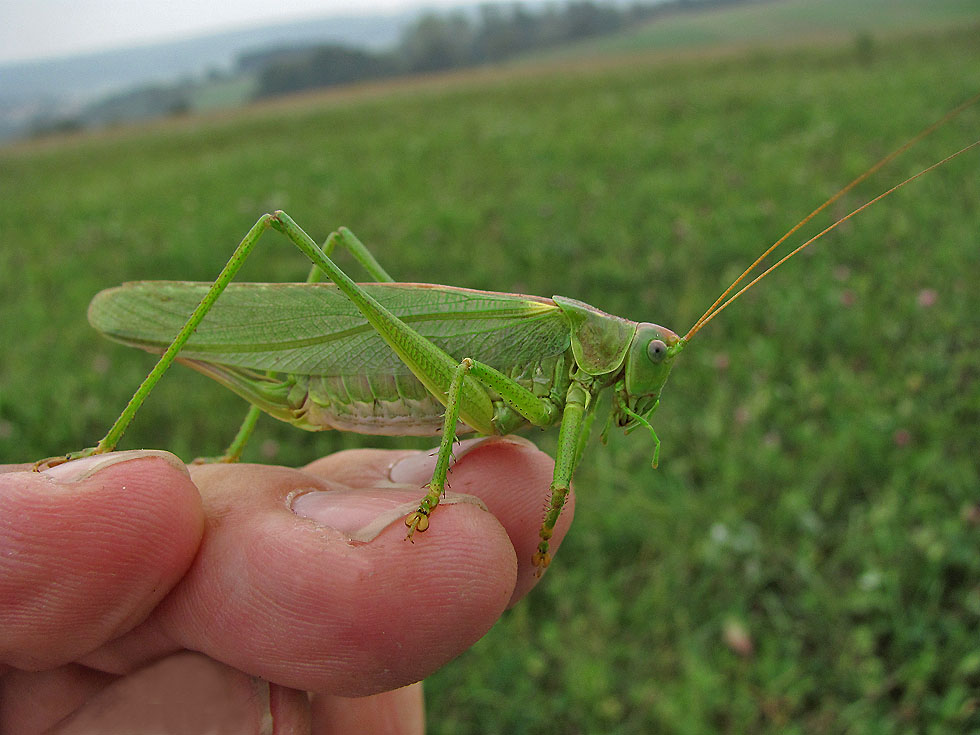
[0,13,410,104]
[0,11,412,142]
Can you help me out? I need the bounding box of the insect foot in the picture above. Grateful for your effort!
[532,545,552,573]
[190,455,239,465]
[405,483,444,539]
[532,528,554,573]
[33,455,71,471]
[404,510,430,537]
[33,447,100,471]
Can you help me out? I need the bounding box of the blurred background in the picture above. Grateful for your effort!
[2,0,980,731]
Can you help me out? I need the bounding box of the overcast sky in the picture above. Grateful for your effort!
[0,0,518,65]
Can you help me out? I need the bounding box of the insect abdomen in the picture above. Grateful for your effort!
[290,372,452,435]
[281,351,571,435]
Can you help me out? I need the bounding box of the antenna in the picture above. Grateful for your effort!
[683,91,980,343]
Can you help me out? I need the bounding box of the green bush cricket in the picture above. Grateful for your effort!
[38,95,979,571]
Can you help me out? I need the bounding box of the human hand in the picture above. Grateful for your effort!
[0,436,573,733]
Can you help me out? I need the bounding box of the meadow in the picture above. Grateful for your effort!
[2,20,980,734]
[534,0,980,59]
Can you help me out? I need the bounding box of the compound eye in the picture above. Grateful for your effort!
[647,339,668,363]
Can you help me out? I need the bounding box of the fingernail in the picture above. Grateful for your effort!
[291,488,487,543]
[388,435,536,483]
[41,450,189,482]
[296,435,535,542]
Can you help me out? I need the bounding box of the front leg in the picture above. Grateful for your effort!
[405,355,567,540]
[404,355,593,572]
[534,381,592,570]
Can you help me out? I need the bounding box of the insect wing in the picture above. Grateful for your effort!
[88,282,571,376]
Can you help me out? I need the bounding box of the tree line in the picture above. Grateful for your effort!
[249,1,738,98]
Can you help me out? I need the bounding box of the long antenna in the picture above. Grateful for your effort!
[683,91,980,343]
[684,140,980,340]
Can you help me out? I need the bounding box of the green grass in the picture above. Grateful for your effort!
[530,0,980,59]
[2,22,980,734]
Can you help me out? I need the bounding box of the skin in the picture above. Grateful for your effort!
[0,436,573,734]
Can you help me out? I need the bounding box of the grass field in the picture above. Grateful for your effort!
[2,16,980,735]
[533,0,980,59]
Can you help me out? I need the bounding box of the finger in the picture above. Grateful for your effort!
[0,451,204,670]
[302,448,418,487]
[383,436,575,602]
[0,464,34,474]
[0,664,116,734]
[311,682,424,735]
[156,457,519,697]
[42,653,279,734]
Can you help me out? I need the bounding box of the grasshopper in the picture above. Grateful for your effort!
[41,96,979,570]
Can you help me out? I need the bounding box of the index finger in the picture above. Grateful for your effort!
[154,444,537,697]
